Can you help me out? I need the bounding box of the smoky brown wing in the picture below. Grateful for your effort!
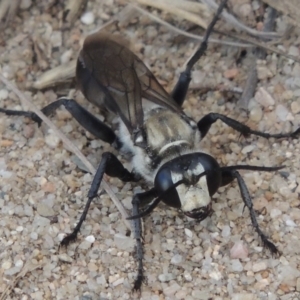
[133,56,181,112]
[76,32,180,133]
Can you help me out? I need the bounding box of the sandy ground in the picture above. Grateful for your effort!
[1,0,300,299]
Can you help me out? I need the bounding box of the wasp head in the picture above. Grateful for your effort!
[154,153,221,221]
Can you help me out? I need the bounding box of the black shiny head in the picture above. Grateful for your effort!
[154,153,221,220]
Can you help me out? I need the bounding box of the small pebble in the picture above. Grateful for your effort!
[171,254,182,264]
[0,89,8,100]
[270,208,282,218]
[87,262,98,272]
[79,240,93,250]
[230,259,244,272]
[184,272,192,281]
[15,260,24,268]
[85,235,95,243]
[37,203,55,217]
[16,226,23,232]
[30,232,38,240]
[112,277,124,287]
[163,283,181,296]
[58,253,73,263]
[249,106,263,122]
[5,266,21,276]
[45,132,60,148]
[114,233,135,251]
[23,125,35,139]
[184,228,193,238]
[76,273,88,282]
[285,219,297,227]
[232,293,255,300]
[96,275,107,285]
[255,87,275,107]
[158,273,175,282]
[224,68,239,79]
[20,0,32,9]
[242,145,256,154]
[276,104,289,121]
[81,12,95,25]
[221,225,231,237]
[252,261,267,272]
[191,290,211,300]
[2,261,12,270]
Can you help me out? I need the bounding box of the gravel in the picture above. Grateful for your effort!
[1,0,300,299]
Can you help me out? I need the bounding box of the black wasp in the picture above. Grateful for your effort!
[1,0,299,291]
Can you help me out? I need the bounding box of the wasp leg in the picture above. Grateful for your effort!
[60,152,139,246]
[221,169,279,255]
[131,189,157,291]
[171,0,228,106]
[0,97,122,149]
[197,112,300,139]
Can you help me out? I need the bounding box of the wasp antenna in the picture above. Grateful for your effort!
[221,165,285,172]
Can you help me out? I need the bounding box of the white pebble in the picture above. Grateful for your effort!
[286,152,292,158]
[255,87,275,107]
[0,89,8,100]
[77,273,88,282]
[79,240,92,250]
[60,49,73,64]
[114,233,135,251]
[85,235,95,243]
[30,232,38,240]
[50,31,62,48]
[58,253,73,263]
[184,228,193,238]
[45,132,60,148]
[15,260,24,268]
[276,104,289,121]
[163,283,181,296]
[5,266,20,276]
[16,226,24,232]
[97,275,107,285]
[171,254,182,264]
[270,208,282,218]
[291,101,300,114]
[289,45,299,57]
[252,261,267,272]
[158,273,175,282]
[230,259,244,272]
[2,261,12,270]
[230,241,248,259]
[285,219,297,227]
[242,145,256,154]
[184,272,192,281]
[221,225,231,237]
[232,293,255,300]
[81,12,95,25]
[249,106,263,122]
[112,277,124,287]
